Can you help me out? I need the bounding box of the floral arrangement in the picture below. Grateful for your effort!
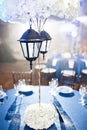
[24,103,56,129]
[0,0,79,27]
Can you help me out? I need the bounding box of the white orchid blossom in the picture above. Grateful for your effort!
[0,0,79,31]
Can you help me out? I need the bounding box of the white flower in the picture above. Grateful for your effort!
[24,103,56,129]
[0,0,79,23]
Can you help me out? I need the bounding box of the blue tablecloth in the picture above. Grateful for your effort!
[0,86,87,130]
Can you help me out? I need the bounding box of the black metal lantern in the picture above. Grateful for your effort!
[18,27,43,70]
[40,30,52,60]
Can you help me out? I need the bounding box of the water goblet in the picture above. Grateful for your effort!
[49,81,53,94]
[49,78,58,96]
[52,78,58,87]
[52,78,58,90]
[14,82,20,96]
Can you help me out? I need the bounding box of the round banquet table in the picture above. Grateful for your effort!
[0,85,87,130]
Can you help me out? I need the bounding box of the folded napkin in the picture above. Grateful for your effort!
[19,91,33,96]
[59,92,74,97]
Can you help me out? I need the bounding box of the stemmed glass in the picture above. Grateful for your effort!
[14,79,21,96]
[14,83,19,96]
[79,85,86,106]
[14,79,26,96]
[49,78,58,96]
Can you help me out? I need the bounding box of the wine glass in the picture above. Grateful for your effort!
[49,78,58,96]
[14,80,22,96]
[52,78,58,87]
[14,83,19,96]
[79,85,86,105]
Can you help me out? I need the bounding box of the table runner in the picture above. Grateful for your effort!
[53,96,77,130]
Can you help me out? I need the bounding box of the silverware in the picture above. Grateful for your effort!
[53,102,64,123]
[53,97,77,130]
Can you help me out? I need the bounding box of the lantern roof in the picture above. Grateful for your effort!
[19,28,43,42]
[40,30,52,40]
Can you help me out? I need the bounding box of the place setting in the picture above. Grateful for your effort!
[14,79,33,97]
[56,86,74,97]
[49,78,74,98]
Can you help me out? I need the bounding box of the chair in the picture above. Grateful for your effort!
[61,58,76,87]
[12,71,32,85]
[41,68,56,85]
[79,59,87,86]
[0,85,3,91]
[0,72,13,90]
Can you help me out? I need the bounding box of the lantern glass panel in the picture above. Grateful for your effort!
[28,42,39,58]
[40,41,46,52]
[40,40,51,52]
[21,43,27,57]
[46,40,51,51]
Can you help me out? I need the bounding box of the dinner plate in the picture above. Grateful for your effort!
[0,91,7,99]
[57,86,73,94]
[18,85,33,92]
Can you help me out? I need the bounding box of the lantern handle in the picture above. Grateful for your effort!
[29,18,32,29]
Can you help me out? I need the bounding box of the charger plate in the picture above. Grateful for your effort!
[57,86,73,94]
